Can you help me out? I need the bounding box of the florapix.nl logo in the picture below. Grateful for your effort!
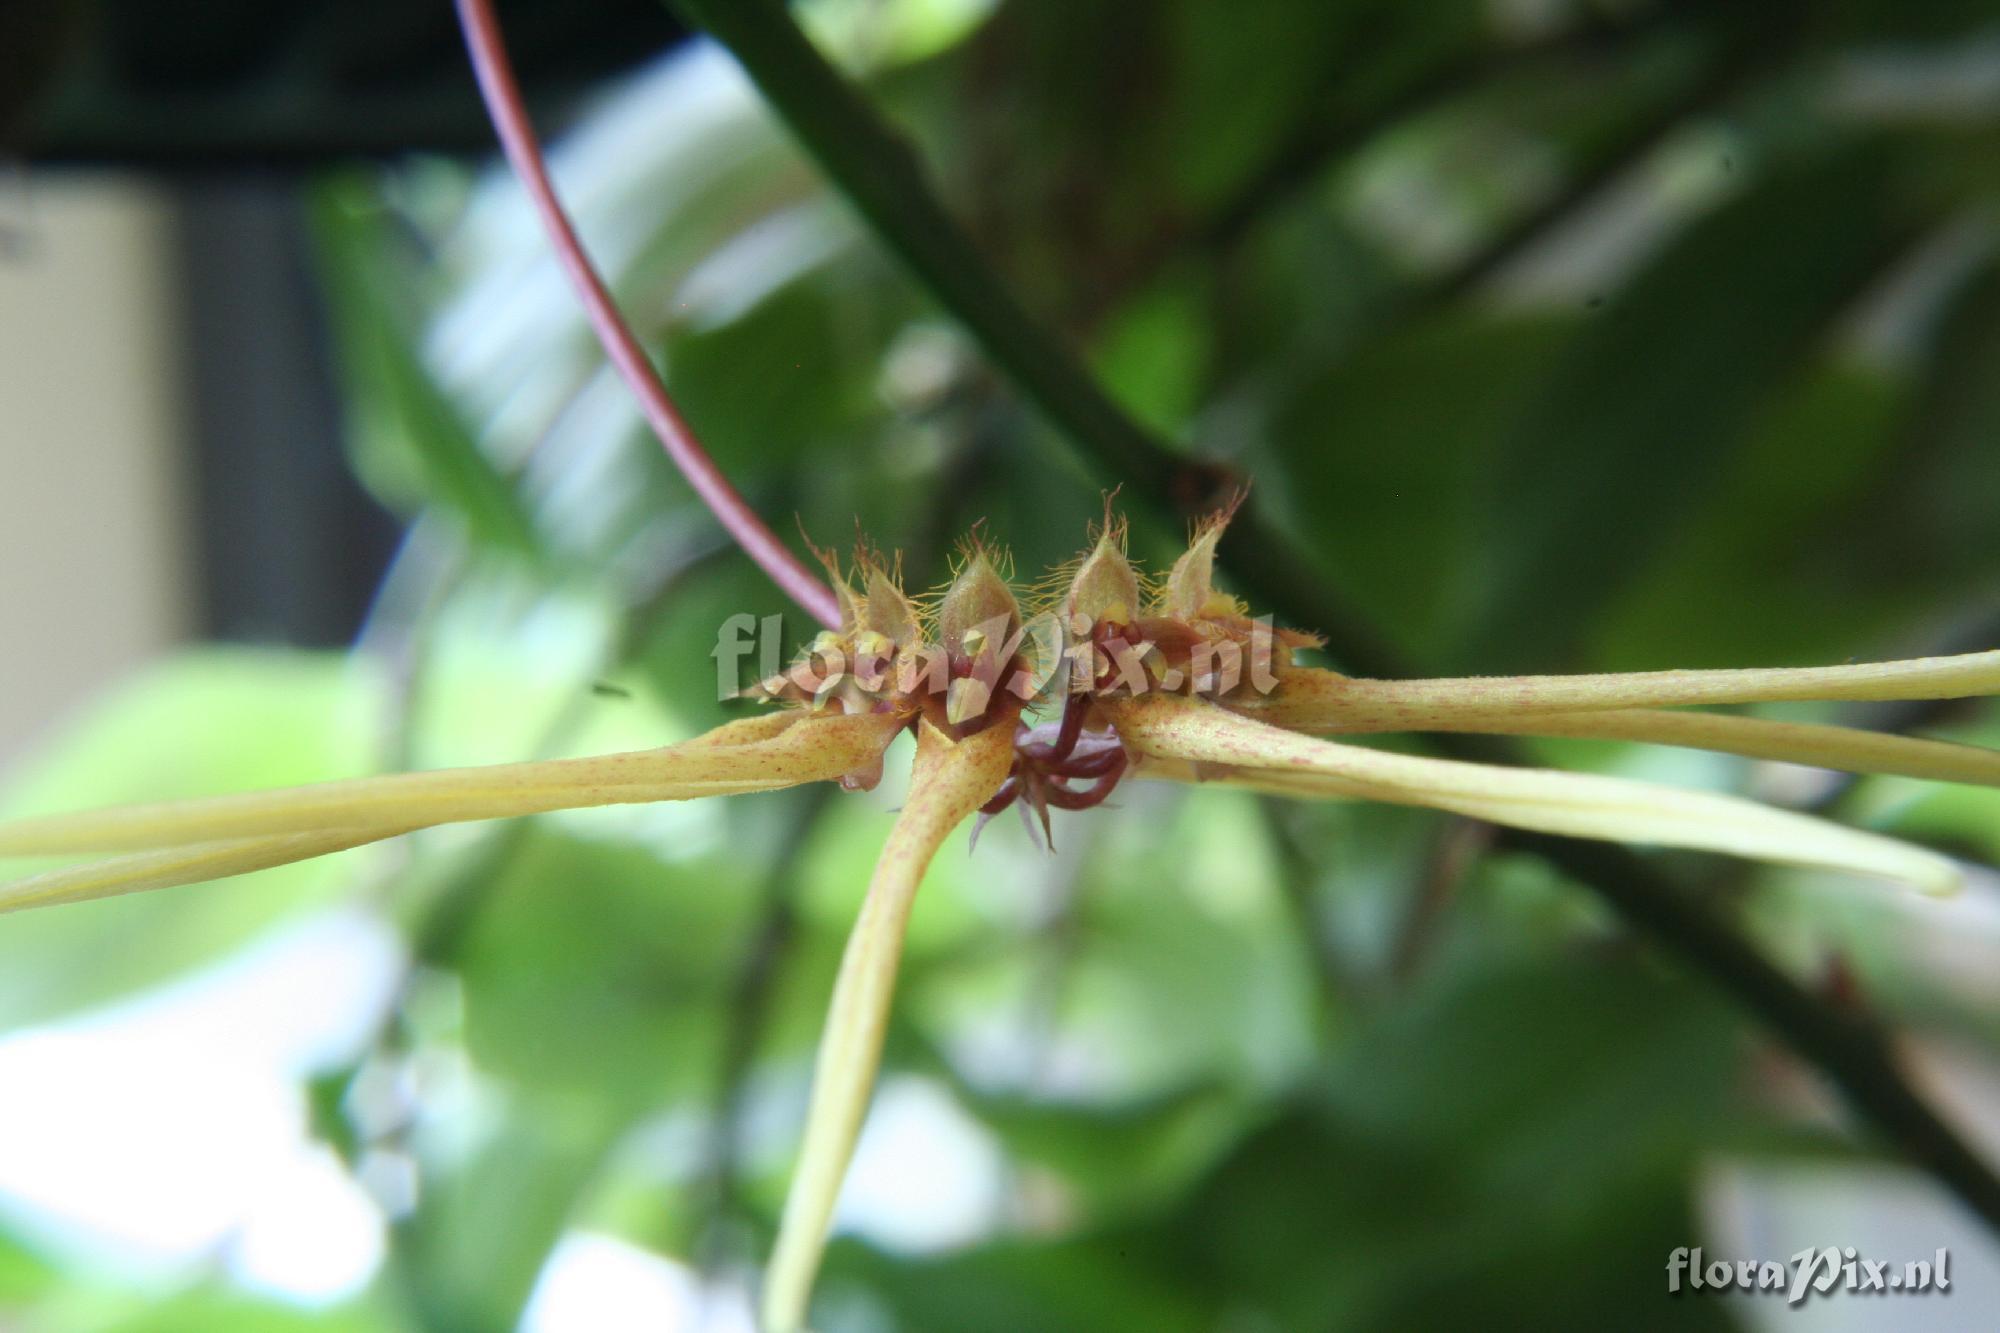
[711,610,1290,708]
[1668,1246,1951,1305]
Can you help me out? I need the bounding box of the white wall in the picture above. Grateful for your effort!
[0,174,192,764]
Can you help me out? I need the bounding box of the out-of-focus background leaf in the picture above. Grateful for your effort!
[3,0,2000,1329]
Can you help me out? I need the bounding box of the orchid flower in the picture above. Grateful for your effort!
[2,4,1975,1326]
[4,506,1999,1330]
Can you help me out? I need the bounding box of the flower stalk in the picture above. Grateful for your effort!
[658,0,2000,1255]
[1112,695,1960,895]
[0,1,1969,1324]
[762,718,1015,1333]
[5,517,2000,1327]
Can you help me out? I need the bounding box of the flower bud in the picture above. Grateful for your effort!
[862,567,920,647]
[1064,530,1140,627]
[937,552,1020,659]
[811,544,863,630]
[1163,507,1240,621]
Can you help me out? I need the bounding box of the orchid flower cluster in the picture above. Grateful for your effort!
[3,506,1999,1330]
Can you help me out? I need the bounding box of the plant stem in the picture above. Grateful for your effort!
[671,0,1188,493]
[1518,825,2000,1227]
[453,0,841,629]
[674,0,2000,1232]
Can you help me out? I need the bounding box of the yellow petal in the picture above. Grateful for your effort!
[682,712,813,748]
[0,711,903,856]
[1110,695,1959,894]
[1243,654,2000,729]
[0,828,405,914]
[1160,497,1242,621]
[1064,525,1139,626]
[1386,707,2000,789]
[761,717,1014,1333]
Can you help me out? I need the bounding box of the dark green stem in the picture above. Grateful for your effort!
[673,0,1184,493]
[671,0,2000,1234]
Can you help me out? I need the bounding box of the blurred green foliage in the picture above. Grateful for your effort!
[6,0,2000,1328]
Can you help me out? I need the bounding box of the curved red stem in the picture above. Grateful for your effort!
[1039,750,1126,809]
[1050,688,1086,761]
[979,775,1020,817]
[1048,745,1123,779]
[453,0,841,630]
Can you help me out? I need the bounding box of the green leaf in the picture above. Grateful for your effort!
[1843,259,2000,604]
[1087,268,1213,437]
[394,1098,633,1333]
[0,650,388,1024]
[0,1227,57,1307]
[1589,363,1912,668]
[925,1074,1247,1218]
[834,954,1744,1332]
[1153,955,1744,1329]
[1158,0,1368,212]
[454,826,760,1107]
[90,1291,391,1333]
[825,1230,1211,1333]
[661,242,911,479]
[1591,260,2000,670]
[308,176,542,558]
[1259,311,1575,660]
[1459,142,1911,670]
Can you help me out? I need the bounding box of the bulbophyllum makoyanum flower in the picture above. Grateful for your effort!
[3,507,2000,1331]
